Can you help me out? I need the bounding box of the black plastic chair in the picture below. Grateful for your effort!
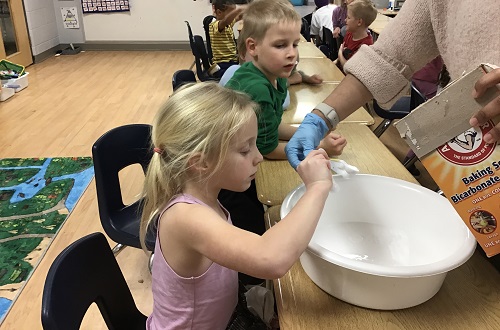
[41,232,147,330]
[323,27,339,61]
[92,124,156,253]
[372,83,427,138]
[193,35,220,82]
[185,21,219,82]
[172,69,197,91]
[300,17,311,42]
[203,15,216,61]
[184,20,196,70]
[318,44,330,58]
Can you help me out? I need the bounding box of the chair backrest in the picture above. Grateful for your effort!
[300,17,311,42]
[318,44,330,58]
[202,15,216,60]
[185,20,196,57]
[372,83,428,137]
[172,69,197,91]
[41,232,147,330]
[193,35,211,72]
[193,35,220,82]
[92,124,155,250]
[410,83,427,109]
[323,27,338,61]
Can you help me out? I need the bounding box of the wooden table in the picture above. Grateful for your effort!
[298,41,326,58]
[378,8,398,17]
[255,124,416,206]
[296,57,344,83]
[369,13,393,38]
[283,83,374,126]
[264,197,500,329]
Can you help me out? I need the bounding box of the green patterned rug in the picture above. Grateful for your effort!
[0,157,94,323]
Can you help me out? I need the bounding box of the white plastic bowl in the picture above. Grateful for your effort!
[281,174,476,310]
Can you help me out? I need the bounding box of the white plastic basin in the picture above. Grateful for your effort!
[280,174,476,310]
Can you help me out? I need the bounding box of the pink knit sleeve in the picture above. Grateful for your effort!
[344,0,440,109]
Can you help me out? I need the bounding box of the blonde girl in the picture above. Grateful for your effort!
[140,82,332,329]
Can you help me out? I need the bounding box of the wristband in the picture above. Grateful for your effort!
[314,103,340,129]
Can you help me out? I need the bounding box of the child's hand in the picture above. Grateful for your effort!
[297,149,332,191]
[318,132,347,156]
[303,74,323,85]
[333,27,341,38]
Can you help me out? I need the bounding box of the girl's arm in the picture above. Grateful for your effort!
[166,150,332,279]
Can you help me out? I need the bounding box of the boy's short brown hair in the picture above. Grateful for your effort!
[242,0,301,42]
[348,0,377,27]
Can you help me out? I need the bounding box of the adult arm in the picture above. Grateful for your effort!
[286,0,439,168]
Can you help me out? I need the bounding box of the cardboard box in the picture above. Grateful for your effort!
[395,64,500,257]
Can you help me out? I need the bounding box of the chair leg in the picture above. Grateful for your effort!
[403,154,418,168]
[373,119,392,137]
[189,60,195,70]
[112,243,127,256]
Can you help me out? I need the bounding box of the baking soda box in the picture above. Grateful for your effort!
[395,64,500,257]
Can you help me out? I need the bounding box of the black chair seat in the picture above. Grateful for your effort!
[108,202,156,251]
[172,69,197,91]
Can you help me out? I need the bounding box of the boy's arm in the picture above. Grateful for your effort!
[264,124,297,160]
[278,122,298,141]
[263,142,287,160]
[218,5,247,31]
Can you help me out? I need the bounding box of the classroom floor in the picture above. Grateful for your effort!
[0,47,437,328]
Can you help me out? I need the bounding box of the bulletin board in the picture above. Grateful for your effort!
[81,0,130,13]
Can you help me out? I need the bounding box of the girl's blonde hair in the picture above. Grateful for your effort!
[242,0,301,42]
[140,82,258,249]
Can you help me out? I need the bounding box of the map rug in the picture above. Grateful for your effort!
[0,157,94,324]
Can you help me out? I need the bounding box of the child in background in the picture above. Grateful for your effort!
[310,0,337,45]
[210,0,247,76]
[219,31,324,110]
[140,82,333,330]
[331,0,352,39]
[336,0,377,70]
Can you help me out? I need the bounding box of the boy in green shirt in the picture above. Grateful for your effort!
[219,0,345,286]
[226,0,346,158]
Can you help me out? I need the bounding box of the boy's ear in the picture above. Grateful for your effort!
[246,38,258,57]
[357,18,363,27]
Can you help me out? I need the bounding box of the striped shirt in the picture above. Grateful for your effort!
[209,20,238,64]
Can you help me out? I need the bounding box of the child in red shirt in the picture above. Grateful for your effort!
[336,0,377,70]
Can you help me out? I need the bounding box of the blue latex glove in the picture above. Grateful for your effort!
[285,113,329,169]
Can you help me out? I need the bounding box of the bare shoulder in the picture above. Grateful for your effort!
[159,202,228,238]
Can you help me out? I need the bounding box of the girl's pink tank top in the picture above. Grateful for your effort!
[146,194,238,330]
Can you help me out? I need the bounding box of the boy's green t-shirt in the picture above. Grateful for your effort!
[225,62,288,155]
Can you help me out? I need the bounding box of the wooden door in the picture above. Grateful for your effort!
[0,0,32,67]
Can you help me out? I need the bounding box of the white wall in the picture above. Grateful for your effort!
[82,0,213,42]
[23,0,59,55]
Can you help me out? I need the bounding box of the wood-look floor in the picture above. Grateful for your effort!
[0,51,193,329]
[0,50,437,329]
